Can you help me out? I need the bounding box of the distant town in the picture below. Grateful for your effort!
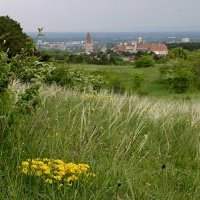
[31,31,197,54]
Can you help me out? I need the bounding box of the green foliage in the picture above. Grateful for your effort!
[84,52,124,65]
[135,55,155,68]
[46,66,106,92]
[107,77,125,93]
[133,74,144,91]
[39,50,70,62]
[39,51,52,62]
[160,60,195,93]
[168,42,200,51]
[168,48,188,60]
[0,91,13,136]
[41,50,125,65]
[10,54,55,83]
[67,54,85,64]
[0,52,10,92]
[2,88,200,199]
[15,84,41,114]
[0,16,34,57]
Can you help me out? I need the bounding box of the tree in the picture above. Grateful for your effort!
[135,55,155,68]
[159,60,195,93]
[0,16,33,56]
[0,52,10,92]
[168,48,188,60]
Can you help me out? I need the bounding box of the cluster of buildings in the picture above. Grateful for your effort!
[37,40,66,50]
[37,40,85,52]
[84,33,168,56]
[37,32,169,56]
[112,37,168,56]
[37,32,96,53]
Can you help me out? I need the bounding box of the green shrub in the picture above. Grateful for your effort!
[133,74,144,91]
[170,77,190,93]
[0,52,10,92]
[10,55,55,83]
[15,83,41,114]
[46,66,106,92]
[135,56,155,68]
[160,60,195,93]
[168,48,188,60]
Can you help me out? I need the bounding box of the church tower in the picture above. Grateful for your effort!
[85,32,94,54]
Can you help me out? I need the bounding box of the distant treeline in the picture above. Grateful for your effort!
[39,50,127,65]
[167,42,200,51]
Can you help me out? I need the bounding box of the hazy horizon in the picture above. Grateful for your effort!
[28,31,200,33]
[1,0,200,32]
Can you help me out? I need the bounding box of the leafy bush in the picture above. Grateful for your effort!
[168,48,188,60]
[160,60,195,93]
[167,42,200,51]
[39,51,52,62]
[0,52,10,92]
[10,54,55,83]
[135,56,155,68]
[15,83,41,114]
[46,66,106,92]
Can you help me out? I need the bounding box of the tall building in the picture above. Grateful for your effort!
[137,36,144,44]
[85,32,94,54]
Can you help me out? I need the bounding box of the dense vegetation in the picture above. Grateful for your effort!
[167,42,200,51]
[40,50,125,65]
[2,83,200,199]
[0,16,34,57]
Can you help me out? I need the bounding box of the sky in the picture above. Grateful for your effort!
[1,0,200,32]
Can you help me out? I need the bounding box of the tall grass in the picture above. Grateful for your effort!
[1,85,200,199]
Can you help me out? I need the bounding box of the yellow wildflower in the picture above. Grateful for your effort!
[35,171,43,176]
[53,160,65,165]
[21,168,28,175]
[45,179,53,184]
[21,161,29,167]
[66,175,78,183]
[19,158,94,186]
[31,164,38,170]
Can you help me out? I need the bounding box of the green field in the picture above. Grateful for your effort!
[58,63,164,94]
[55,63,200,98]
[2,85,200,199]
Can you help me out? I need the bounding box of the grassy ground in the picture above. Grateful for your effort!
[57,63,165,95]
[1,84,200,199]
[56,63,200,98]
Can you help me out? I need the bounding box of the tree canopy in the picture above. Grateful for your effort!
[0,16,33,56]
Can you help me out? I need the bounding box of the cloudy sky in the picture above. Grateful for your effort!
[1,0,200,32]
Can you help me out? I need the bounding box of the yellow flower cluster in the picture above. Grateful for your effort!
[19,159,95,187]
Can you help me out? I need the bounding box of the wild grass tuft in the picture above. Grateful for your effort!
[1,84,200,199]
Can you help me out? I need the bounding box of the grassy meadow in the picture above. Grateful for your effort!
[56,62,200,98]
[59,63,164,96]
[2,16,200,200]
[1,83,200,199]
